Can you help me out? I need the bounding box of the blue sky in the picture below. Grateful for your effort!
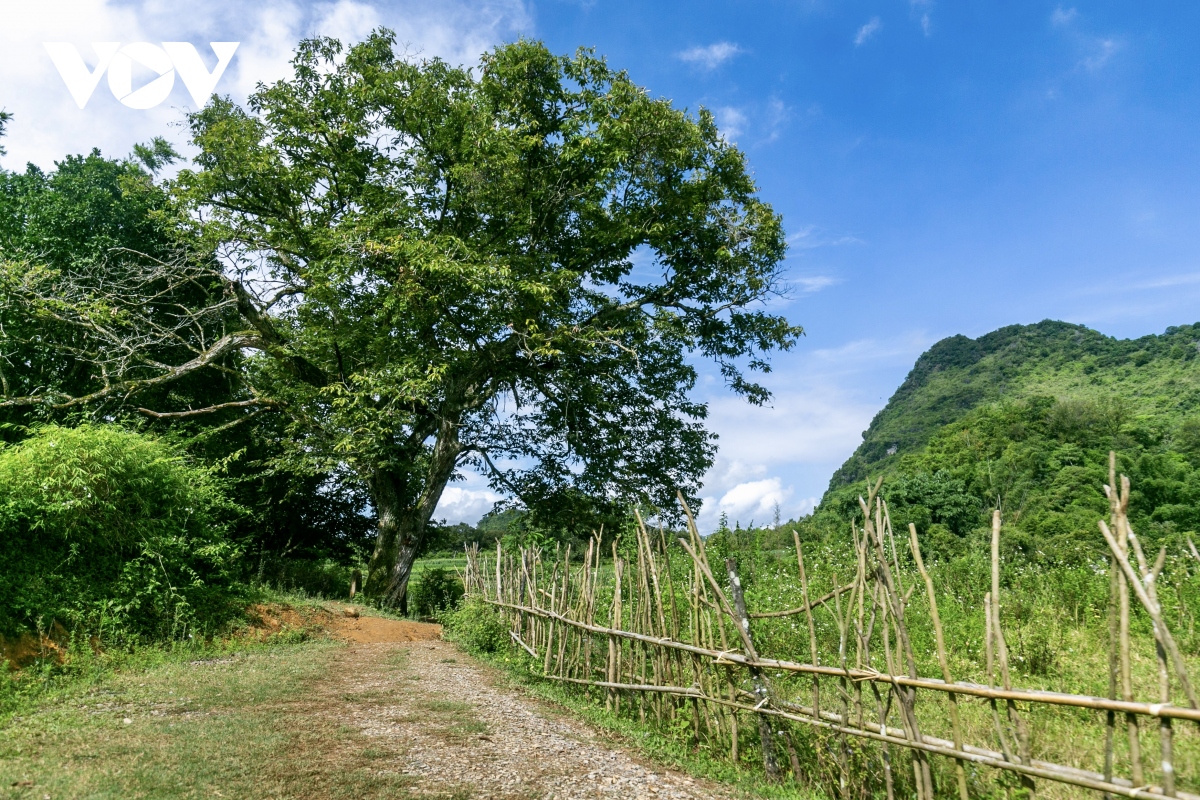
[3,1,1198,529]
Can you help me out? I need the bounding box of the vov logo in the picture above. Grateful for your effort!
[44,42,239,110]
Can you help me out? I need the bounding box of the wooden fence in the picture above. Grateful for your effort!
[462,461,1198,800]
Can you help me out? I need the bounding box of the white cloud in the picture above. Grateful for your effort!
[1051,6,1077,27]
[763,96,789,143]
[1133,272,1200,290]
[433,483,504,525]
[706,388,876,468]
[0,0,531,171]
[795,275,838,293]
[854,17,882,46]
[1082,38,1120,71]
[718,478,791,521]
[788,225,864,249]
[316,0,384,46]
[910,0,933,36]
[713,106,747,141]
[677,42,741,70]
[809,333,933,373]
[684,325,936,532]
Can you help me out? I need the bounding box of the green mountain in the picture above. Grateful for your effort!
[814,320,1200,561]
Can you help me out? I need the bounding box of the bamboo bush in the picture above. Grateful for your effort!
[461,456,1199,800]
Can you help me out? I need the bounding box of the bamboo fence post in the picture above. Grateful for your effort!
[635,532,649,724]
[833,571,852,796]
[1102,494,1197,796]
[495,540,502,603]
[870,580,897,800]
[678,502,744,762]
[1151,557,1176,798]
[878,567,914,800]
[854,523,869,730]
[1106,477,1146,789]
[1105,453,1120,800]
[1117,512,1198,709]
[608,544,622,712]
[544,571,557,675]
[658,520,688,727]
[683,504,733,755]
[725,556,780,781]
[864,493,934,800]
[910,522,970,800]
[793,530,822,720]
[635,512,672,723]
[985,592,1016,765]
[991,510,1036,799]
[556,547,571,677]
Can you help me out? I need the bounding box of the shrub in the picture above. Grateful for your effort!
[0,425,244,642]
[408,567,464,618]
[254,556,359,599]
[441,598,507,654]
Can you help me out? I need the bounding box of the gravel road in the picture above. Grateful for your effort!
[334,635,737,800]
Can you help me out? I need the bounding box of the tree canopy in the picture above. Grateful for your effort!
[1,33,800,607]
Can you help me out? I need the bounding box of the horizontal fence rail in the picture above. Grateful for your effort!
[462,462,1199,800]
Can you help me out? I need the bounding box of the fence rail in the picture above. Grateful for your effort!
[462,459,1198,800]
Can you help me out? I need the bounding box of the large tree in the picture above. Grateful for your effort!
[2,33,801,607]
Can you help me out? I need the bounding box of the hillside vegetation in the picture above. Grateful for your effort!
[810,320,1200,563]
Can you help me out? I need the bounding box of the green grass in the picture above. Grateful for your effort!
[411,557,467,577]
[0,640,415,798]
[0,599,423,799]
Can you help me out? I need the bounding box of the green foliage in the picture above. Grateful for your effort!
[815,320,1200,563]
[176,31,799,601]
[830,320,1200,487]
[441,597,507,653]
[408,567,464,618]
[0,145,237,434]
[130,136,180,175]
[0,425,245,641]
[0,146,375,592]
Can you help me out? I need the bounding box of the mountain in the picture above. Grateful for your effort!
[814,320,1200,561]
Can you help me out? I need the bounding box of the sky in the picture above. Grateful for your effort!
[3,1,1199,530]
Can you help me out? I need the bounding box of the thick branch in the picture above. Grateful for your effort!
[228,279,329,387]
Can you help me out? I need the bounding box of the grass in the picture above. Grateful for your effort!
[0,640,418,798]
[410,557,467,580]
[0,598,424,800]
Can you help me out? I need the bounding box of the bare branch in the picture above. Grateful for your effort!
[136,398,277,419]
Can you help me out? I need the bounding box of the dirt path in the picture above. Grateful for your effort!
[319,614,736,799]
[0,610,739,799]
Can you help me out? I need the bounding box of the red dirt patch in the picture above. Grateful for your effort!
[3,603,439,670]
[1,621,78,669]
[326,608,441,643]
[1,632,62,669]
[248,602,440,643]
[246,603,327,634]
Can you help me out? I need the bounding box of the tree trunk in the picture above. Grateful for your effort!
[364,420,463,610]
[364,470,421,608]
